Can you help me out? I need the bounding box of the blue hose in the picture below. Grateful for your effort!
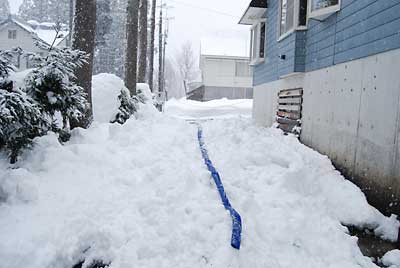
[197,126,242,250]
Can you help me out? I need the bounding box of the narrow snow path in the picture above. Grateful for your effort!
[0,106,399,268]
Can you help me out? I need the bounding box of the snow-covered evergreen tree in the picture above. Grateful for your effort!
[0,50,46,164]
[0,0,10,22]
[0,88,45,163]
[25,45,88,135]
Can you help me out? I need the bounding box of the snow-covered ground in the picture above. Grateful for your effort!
[165,98,252,120]
[0,74,399,268]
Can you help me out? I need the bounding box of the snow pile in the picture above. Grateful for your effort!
[0,112,230,268]
[92,75,158,123]
[92,73,124,123]
[382,250,400,267]
[201,118,400,267]
[165,98,253,120]
[137,83,153,101]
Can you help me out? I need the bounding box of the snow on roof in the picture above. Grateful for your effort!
[35,27,69,47]
[4,17,69,47]
[200,37,249,58]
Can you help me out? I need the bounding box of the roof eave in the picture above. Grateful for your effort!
[238,0,268,25]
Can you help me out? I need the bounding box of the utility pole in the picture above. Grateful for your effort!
[148,0,157,91]
[162,15,172,100]
[157,2,173,97]
[158,0,163,93]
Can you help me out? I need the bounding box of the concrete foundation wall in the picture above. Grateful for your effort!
[253,48,400,215]
[188,86,253,102]
[203,86,253,101]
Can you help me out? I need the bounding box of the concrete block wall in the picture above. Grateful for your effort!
[253,48,400,215]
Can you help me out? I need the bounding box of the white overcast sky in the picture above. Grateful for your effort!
[166,0,250,57]
[10,0,251,58]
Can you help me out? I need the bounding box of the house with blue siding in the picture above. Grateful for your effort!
[239,0,400,216]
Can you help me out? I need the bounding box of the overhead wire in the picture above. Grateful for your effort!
[168,0,241,18]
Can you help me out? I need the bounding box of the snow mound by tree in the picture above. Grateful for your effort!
[92,74,157,123]
[137,83,153,101]
[92,73,124,123]
[164,98,253,120]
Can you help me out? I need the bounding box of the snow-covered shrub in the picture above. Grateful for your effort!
[110,88,138,124]
[0,88,47,163]
[0,48,22,91]
[137,83,152,104]
[0,50,47,163]
[111,84,155,125]
[25,46,89,137]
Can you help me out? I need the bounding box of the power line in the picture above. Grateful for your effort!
[168,0,240,18]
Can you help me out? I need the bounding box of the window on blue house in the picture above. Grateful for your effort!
[279,0,308,39]
[309,0,340,20]
[311,0,338,11]
[299,0,308,26]
[250,20,266,65]
[280,0,295,36]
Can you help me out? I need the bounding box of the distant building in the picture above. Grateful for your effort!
[0,15,69,70]
[187,38,253,101]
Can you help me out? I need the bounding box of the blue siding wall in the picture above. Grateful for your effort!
[253,0,306,86]
[254,0,400,85]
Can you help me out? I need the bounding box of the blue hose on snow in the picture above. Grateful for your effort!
[197,126,242,250]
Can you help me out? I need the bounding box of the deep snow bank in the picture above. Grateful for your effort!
[0,108,228,268]
[201,118,400,267]
[164,98,253,119]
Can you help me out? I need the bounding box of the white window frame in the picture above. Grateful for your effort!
[249,19,266,66]
[278,0,308,41]
[308,0,341,21]
[8,30,17,39]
